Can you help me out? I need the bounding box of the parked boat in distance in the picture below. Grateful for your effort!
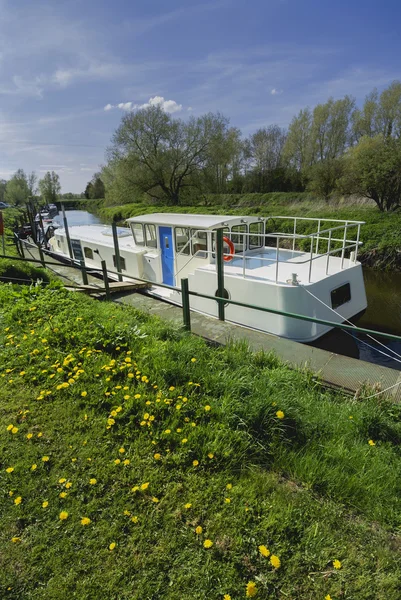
[48,213,367,342]
[35,204,59,222]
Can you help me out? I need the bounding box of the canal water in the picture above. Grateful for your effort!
[56,210,401,371]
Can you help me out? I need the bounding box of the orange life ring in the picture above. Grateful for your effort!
[222,236,235,262]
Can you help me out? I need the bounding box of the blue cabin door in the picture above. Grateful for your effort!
[159,226,175,286]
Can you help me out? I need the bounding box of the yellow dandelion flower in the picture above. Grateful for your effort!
[141,482,149,490]
[181,438,188,444]
[154,453,161,460]
[134,393,141,399]
[195,526,203,534]
[59,511,68,520]
[124,395,130,400]
[333,559,342,570]
[191,357,197,362]
[42,456,49,462]
[225,498,231,503]
[11,536,21,543]
[7,424,13,431]
[151,496,159,503]
[81,391,87,397]
[368,439,376,446]
[203,539,213,548]
[325,596,332,600]
[109,542,116,550]
[184,503,192,509]
[169,386,175,391]
[26,433,33,440]
[276,410,285,419]
[59,492,67,498]
[259,545,270,557]
[270,555,281,569]
[14,496,22,505]
[164,429,171,434]
[119,447,125,454]
[131,516,139,523]
[123,459,130,465]
[6,467,14,473]
[81,517,91,526]
[89,478,97,485]
[107,418,115,426]
[204,405,211,411]
[123,510,131,516]
[31,464,37,471]
[226,483,232,490]
[59,478,66,484]
[65,482,72,489]
[208,453,214,459]
[42,501,49,508]
[37,432,43,438]
[246,581,257,597]
[11,427,19,434]
[223,596,231,600]
[193,460,199,467]
[114,459,121,465]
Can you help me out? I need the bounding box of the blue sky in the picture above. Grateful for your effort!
[0,0,400,192]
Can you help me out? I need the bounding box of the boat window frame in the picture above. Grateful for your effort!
[113,255,126,271]
[84,247,94,260]
[331,282,351,309]
[230,224,248,250]
[131,223,145,246]
[144,224,158,249]
[175,227,190,255]
[249,221,264,249]
[190,228,208,257]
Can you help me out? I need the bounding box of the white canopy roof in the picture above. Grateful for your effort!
[126,213,262,229]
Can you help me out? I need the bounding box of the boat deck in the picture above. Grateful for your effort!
[201,249,354,285]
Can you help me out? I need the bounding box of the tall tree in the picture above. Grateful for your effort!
[39,171,61,204]
[283,108,313,171]
[201,115,243,193]
[4,169,29,206]
[310,96,355,162]
[0,179,6,203]
[248,125,287,191]
[109,105,219,205]
[27,172,38,197]
[340,135,401,212]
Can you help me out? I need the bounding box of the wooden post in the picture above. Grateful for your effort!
[216,228,225,321]
[111,221,123,282]
[38,246,46,268]
[101,260,110,300]
[80,259,88,286]
[181,278,191,331]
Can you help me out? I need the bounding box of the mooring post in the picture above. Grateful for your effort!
[19,237,25,258]
[181,278,191,331]
[61,203,73,261]
[216,228,225,321]
[101,260,110,300]
[38,246,46,268]
[80,259,88,286]
[111,221,123,282]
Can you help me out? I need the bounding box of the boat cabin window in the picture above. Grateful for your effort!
[131,223,145,246]
[113,255,126,271]
[175,227,190,255]
[191,229,208,257]
[249,222,264,249]
[84,247,94,260]
[230,224,247,249]
[331,283,351,309]
[145,224,157,248]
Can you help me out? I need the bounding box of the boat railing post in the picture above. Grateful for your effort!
[101,260,110,301]
[242,230,246,279]
[80,259,89,286]
[326,230,332,275]
[181,278,191,331]
[61,203,73,261]
[275,236,280,283]
[292,218,297,252]
[341,222,348,269]
[355,224,360,262]
[19,237,25,259]
[216,228,225,321]
[111,221,123,282]
[315,219,321,254]
[308,235,314,283]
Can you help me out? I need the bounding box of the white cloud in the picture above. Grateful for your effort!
[104,96,183,114]
[270,88,283,95]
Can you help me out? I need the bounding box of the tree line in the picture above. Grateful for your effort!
[98,80,401,211]
[0,169,86,207]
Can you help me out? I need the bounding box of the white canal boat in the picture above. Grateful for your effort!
[49,213,367,342]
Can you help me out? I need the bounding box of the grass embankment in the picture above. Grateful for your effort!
[97,194,401,271]
[1,284,401,599]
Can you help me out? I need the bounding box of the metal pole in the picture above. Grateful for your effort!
[341,222,348,269]
[61,203,73,261]
[112,221,123,282]
[308,236,314,283]
[216,228,225,321]
[101,260,110,301]
[315,219,321,254]
[326,230,332,275]
[292,218,297,252]
[38,246,46,268]
[275,237,280,283]
[354,224,360,262]
[80,259,88,286]
[181,278,191,331]
[19,238,25,258]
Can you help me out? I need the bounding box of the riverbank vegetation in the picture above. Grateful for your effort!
[1,283,401,598]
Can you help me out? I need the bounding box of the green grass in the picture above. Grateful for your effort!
[1,283,401,599]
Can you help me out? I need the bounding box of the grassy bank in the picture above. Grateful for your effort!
[1,283,401,599]
[96,195,401,271]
